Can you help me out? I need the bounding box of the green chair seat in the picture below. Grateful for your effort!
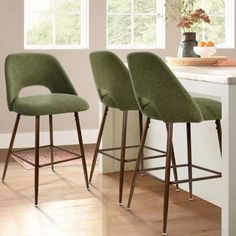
[193,97,221,121]
[140,97,221,122]
[12,93,89,116]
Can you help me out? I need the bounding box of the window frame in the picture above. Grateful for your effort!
[106,0,165,49]
[24,0,89,50]
[197,0,235,49]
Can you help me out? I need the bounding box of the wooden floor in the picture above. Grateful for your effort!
[0,148,220,236]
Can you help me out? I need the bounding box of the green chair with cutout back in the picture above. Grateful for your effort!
[2,53,90,205]
[126,52,222,235]
[89,51,180,205]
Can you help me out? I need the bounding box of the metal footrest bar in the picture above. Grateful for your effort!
[170,174,221,184]
[98,151,121,162]
[99,145,139,152]
[98,145,167,163]
[141,163,221,185]
[13,145,49,153]
[192,164,221,175]
[142,164,187,172]
[126,154,167,162]
[12,145,82,168]
[144,145,166,154]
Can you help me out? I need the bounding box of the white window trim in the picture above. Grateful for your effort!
[106,0,165,49]
[223,0,235,48]
[24,0,89,50]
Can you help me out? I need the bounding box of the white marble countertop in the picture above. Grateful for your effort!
[169,65,236,85]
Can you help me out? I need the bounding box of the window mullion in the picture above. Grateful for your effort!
[131,0,134,46]
[52,0,56,46]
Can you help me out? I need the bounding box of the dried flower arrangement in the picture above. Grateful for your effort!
[165,0,210,32]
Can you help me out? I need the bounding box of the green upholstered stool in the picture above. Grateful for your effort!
[2,53,90,205]
[126,52,222,235]
[89,51,180,205]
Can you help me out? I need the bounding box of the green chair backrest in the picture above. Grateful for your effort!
[5,53,77,111]
[89,51,138,111]
[127,52,204,123]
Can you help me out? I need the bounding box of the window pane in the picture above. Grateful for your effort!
[26,13,53,45]
[134,16,156,45]
[196,0,225,16]
[107,0,131,13]
[134,0,156,13]
[55,0,81,13]
[107,15,131,45]
[25,0,52,12]
[55,14,81,45]
[196,16,225,45]
[204,0,225,15]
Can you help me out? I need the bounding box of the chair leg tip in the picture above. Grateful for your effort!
[127,207,131,210]
[87,188,90,191]
[162,233,168,236]
[176,188,180,192]
[189,198,194,201]
[118,202,123,206]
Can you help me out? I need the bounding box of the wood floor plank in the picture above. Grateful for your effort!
[0,147,220,236]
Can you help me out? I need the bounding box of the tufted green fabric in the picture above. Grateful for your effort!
[89,51,139,111]
[5,53,89,116]
[127,52,221,123]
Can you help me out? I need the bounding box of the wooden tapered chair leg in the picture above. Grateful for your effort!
[49,115,54,171]
[35,116,40,206]
[89,106,109,183]
[170,145,179,191]
[2,114,21,182]
[74,112,89,190]
[138,111,145,175]
[166,124,179,191]
[127,118,150,209]
[162,123,173,236]
[186,123,193,200]
[215,120,222,155]
[119,111,128,205]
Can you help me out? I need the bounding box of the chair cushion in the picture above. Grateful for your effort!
[193,97,221,121]
[140,97,221,122]
[12,93,89,116]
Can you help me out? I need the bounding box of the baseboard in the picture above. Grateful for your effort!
[0,129,98,149]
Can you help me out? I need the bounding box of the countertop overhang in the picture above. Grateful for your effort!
[170,65,236,85]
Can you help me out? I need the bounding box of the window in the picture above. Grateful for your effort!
[24,0,88,49]
[195,0,234,48]
[106,0,165,49]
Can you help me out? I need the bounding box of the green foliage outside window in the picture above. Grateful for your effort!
[25,0,83,47]
[107,0,159,47]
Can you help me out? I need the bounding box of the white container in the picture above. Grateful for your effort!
[193,46,217,58]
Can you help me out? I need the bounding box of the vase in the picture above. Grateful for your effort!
[177,32,199,58]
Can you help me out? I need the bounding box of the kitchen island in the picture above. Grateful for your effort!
[100,65,236,236]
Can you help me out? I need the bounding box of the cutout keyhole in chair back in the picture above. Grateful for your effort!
[19,86,51,97]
